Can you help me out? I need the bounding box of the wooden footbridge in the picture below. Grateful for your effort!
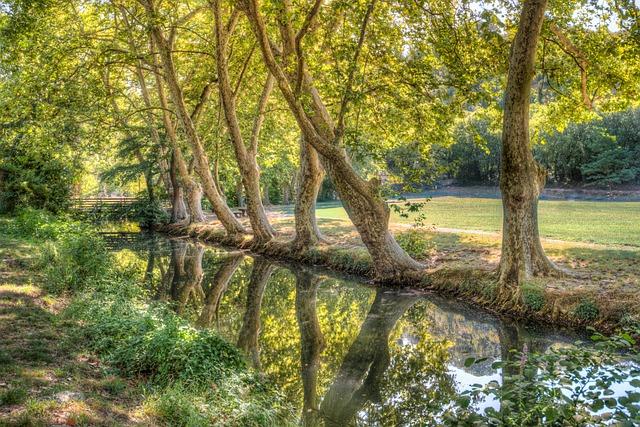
[71,197,139,216]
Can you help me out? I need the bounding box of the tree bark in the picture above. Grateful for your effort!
[143,1,245,235]
[292,136,325,250]
[295,270,325,427]
[237,258,274,370]
[213,0,275,244]
[498,0,561,304]
[151,39,205,223]
[169,152,189,222]
[242,0,423,279]
[197,254,243,328]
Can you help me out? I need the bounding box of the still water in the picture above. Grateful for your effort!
[105,232,632,425]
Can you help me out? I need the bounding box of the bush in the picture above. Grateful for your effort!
[0,144,75,214]
[521,282,545,312]
[574,299,600,321]
[396,229,436,259]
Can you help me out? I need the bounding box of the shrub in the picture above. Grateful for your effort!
[522,282,545,312]
[396,229,436,259]
[38,231,110,293]
[574,299,600,321]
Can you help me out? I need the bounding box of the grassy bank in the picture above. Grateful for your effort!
[0,211,295,426]
[272,198,640,247]
[160,210,640,331]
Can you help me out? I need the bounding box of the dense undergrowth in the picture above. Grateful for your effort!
[3,209,295,426]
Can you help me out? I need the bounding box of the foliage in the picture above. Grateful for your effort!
[448,331,640,425]
[15,216,297,425]
[521,282,546,312]
[574,299,600,321]
[0,143,76,214]
[395,229,437,259]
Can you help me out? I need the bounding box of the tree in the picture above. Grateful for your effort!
[212,0,275,244]
[241,0,423,278]
[497,0,563,304]
[139,0,245,235]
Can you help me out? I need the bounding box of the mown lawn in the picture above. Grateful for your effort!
[296,197,640,247]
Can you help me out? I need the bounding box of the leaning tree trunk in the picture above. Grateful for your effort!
[295,270,325,427]
[498,0,561,305]
[143,6,245,236]
[213,3,275,244]
[151,41,205,224]
[292,136,326,250]
[237,258,274,370]
[319,290,417,426]
[197,254,243,328]
[243,2,423,279]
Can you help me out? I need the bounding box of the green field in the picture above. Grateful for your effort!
[303,197,639,247]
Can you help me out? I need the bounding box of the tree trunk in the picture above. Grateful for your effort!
[143,3,245,236]
[169,153,189,222]
[237,258,274,370]
[151,41,205,224]
[197,254,243,328]
[498,0,560,304]
[295,270,325,427]
[243,2,423,279]
[292,136,325,250]
[213,2,275,244]
[319,290,416,426]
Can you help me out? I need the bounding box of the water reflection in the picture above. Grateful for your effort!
[124,236,584,425]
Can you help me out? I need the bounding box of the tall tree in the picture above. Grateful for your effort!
[241,0,423,278]
[212,0,275,244]
[140,0,245,235]
[497,0,562,304]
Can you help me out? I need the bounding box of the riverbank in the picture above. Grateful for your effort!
[0,213,295,426]
[156,214,640,332]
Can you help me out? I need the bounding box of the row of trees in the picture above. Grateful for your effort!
[389,108,640,188]
[1,0,638,298]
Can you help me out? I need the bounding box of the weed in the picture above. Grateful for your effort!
[396,229,437,259]
[0,386,28,406]
[574,299,600,321]
[522,282,545,312]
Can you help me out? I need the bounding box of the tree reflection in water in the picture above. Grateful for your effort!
[125,238,582,426]
[237,258,275,371]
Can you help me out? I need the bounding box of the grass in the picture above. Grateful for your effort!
[277,197,640,247]
[0,214,295,426]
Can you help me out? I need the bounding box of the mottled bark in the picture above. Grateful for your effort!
[143,0,245,235]
[320,290,416,426]
[243,0,423,279]
[237,258,274,370]
[213,0,275,244]
[292,136,325,250]
[295,271,325,426]
[197,254,243,328]
[498,0,561,304]
[151,42,205,223]
[169,153,189,222]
